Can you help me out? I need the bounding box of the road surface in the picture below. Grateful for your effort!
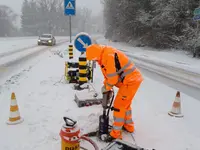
[0,40,67,83]
[137,66,200,100]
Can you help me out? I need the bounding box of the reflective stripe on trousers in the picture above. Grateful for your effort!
[110,80,142,138]
[112,117,124,131]
[125,110,133,125]
[112,110,133,131]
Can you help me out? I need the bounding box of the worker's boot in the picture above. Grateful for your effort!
[104,134,115,142]
[122,125,134,133]
[105,131,122,142]
[105,134,123,142]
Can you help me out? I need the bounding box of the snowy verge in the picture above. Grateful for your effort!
[97,38,200,89]
[0,45,37,58]
[0,36,70,55]
[0,45,200,150]
[0,39,68,66]
[125,52,200,89]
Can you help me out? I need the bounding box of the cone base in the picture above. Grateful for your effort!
[168,112,183,118]
[6,117,24,125]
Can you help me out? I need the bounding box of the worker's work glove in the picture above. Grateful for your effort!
[101,85,108,94]
[101,85,113,94]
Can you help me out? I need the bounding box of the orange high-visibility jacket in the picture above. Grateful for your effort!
[86,44,143,91]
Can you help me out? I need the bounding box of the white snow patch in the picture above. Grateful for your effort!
[97,38,200,89]
[0,36,199,150]
[0,36,69,55]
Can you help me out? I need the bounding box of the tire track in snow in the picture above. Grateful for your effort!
[0,45,37,58]
[0,40,68,83]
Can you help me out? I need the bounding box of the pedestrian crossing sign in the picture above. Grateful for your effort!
[64,0,76,16]
[66,1,74,9]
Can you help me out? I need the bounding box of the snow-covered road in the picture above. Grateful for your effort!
[0,38,69,84]
[0,41,200,150]
[97,38,200,100]
[0,36,69,55]
[139,67,200,100]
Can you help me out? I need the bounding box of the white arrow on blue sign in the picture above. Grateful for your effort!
[74,32,92,52]
[193,14,200,21]
[64,0,76,16]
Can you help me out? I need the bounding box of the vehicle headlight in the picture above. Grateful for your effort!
[48,40,52,43]
[38,40,41,42]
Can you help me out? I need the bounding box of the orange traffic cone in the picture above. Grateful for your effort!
[168,91,183,118]
[7,92,24,125]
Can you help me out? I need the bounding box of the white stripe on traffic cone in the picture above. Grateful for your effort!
[7,92,24,125]
[168,91,183,118]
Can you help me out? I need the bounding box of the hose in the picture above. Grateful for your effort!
[80,135,99,150]
[82,131,98,137]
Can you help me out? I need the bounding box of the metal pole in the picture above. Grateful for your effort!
[91,61,95,83]
[69,15,72,43]
[197,21,199,36]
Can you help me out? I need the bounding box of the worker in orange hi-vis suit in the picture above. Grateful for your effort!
[86,44,143,142]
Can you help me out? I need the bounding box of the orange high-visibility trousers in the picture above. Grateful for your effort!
[110,80,142,139]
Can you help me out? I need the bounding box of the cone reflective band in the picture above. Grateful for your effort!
[69,45,73,59]
[168,91,183,118]
[79,56,87,84]
[7,92,24,125]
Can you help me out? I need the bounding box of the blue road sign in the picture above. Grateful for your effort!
[64,0,76,16]
[74,32,92,52]
[193,14,200,21]
[194,7,200,15]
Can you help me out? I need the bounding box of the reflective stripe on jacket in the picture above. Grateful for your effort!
[86,44,143,91]
[99,47,137,91]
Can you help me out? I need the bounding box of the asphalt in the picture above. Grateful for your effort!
[0,40,67,83]
[138,66,200,100]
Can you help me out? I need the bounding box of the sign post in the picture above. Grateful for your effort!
[64,0,76,43]
[193,7,200,37]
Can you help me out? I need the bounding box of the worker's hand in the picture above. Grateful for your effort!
[101,85,110,94]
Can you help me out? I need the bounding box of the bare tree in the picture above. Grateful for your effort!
[0,5,17,36]
[79,7,92,32]
[21,0,94,36]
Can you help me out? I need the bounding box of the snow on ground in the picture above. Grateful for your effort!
[0,41,200,150]
[0,39,67,66]
[97,38,200,89]
[98,38,200,73]
[0,36,69,55]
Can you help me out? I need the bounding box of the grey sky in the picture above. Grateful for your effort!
[0,0,103,16]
